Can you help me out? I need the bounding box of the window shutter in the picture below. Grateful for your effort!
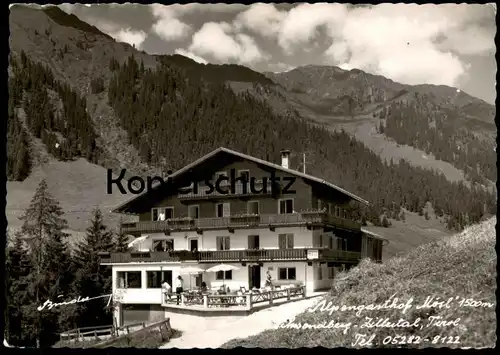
[223,203,230,217]
[278,234,286,249]
[287,234,294,248]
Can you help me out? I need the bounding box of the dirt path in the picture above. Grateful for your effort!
[160,295,324,349]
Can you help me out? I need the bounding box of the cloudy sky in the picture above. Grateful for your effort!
[57,3,496,104]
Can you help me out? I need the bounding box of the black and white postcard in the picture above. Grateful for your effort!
[5,2,497,349]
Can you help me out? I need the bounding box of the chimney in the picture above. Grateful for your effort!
[280,150,291,169]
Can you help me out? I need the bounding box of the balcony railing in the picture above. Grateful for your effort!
[121,211,360,235]
[99,248,361,264]
[178,182,271,200]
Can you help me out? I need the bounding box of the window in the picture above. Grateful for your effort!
[215,171,229,186]
[278,234,294,249]
[328,203,332,214]
[152,207,174,221]
[328,267,335,279]
[152,239,174,251]
[216,270,232,280]
[147,271,172,288]
[335,206,340,217]
[116,271,142,289]
[338,238,348,250]
[188,205,199,219]
[248,235,260,249]
[278,198,294,214]
[328,235,334,249]
[238,170,250,183]
[247,201,259,214]
[216,236,230,251]
[318,199,322,210]
[278,267,296,280]
[216,203,230,217]
[319,234,323,247]
[318,267,323,280]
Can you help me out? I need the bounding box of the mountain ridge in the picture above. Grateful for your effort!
[7,5,496,246]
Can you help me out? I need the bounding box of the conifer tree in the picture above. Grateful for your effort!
[5,232,33,346]
[115,218,130,253]
[72,207,114,327]
[18,179,72,347]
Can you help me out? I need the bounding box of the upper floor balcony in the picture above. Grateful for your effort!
[121,210,361,236]
[99,247,361,265]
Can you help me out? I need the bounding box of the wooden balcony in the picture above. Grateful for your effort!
[121,211,361,236]
[99,248,361,264]
[178,181,271,200]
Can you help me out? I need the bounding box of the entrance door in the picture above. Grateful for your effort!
[189,239,199,251]
[248,265,261,289]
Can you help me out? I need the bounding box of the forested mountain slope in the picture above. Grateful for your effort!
[7,5,496,238]
[265,66,497,186]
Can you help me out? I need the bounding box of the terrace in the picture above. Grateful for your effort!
[162,285,308,313]
[121,210,361,237]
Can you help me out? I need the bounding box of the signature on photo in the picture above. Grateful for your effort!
[37,293,113,311]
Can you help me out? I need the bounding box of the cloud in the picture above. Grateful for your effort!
[174,49,208,64]
[188,22,268,65]
[150,4,192,41]
[111,28,147,49]
[253,3,496,87]
[58,3,77,14]
[233,3,286,38]
[278,3,347,53]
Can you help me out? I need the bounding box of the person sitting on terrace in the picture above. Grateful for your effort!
[201,282,208,293]
[236,290,244,304]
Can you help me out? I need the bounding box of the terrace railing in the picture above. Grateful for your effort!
[162,286,306,310]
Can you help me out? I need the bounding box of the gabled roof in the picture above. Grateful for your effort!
[112,147,369,213]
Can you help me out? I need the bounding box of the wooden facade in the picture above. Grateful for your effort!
[104,147,386,325]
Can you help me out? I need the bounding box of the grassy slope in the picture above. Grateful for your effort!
[6,158,135,237]
[222,217,496,348]
[364,207,452,260]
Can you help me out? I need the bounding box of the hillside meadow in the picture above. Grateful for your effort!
[222,218,496,349]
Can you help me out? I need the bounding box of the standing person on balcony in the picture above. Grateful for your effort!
[175,276,184,305]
